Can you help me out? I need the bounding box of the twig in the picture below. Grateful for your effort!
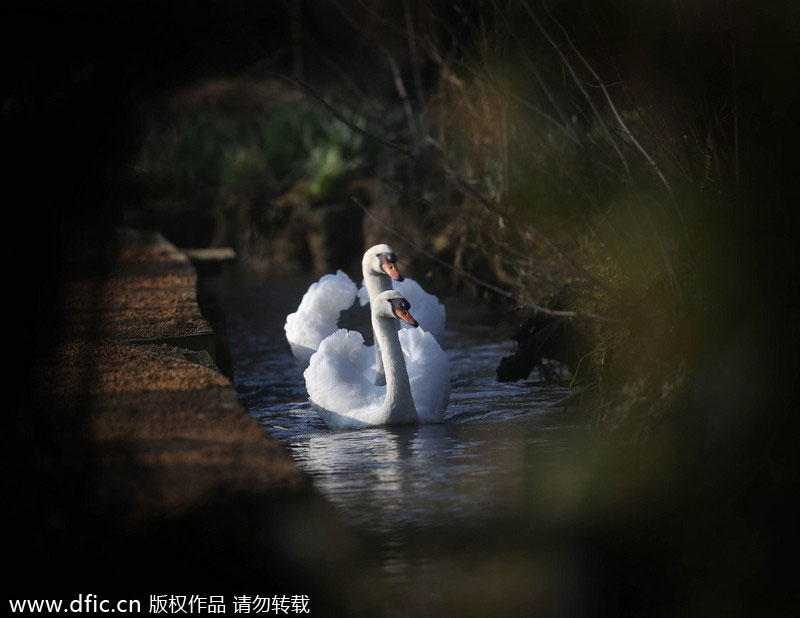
[519,0,634,183]
[444,169,621,301]
[402,0,428,128]
[347,0,582,147]
[542,3,684,224]
[353,196,625,325]
[286,74,415,159]
[276,8,625,302]
[488,0,582,145]
[386,53,419,142]
[287,67,619,302]
[569,333,618,387]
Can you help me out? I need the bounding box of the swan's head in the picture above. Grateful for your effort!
[363,243,404,281]
[374,290,418,326]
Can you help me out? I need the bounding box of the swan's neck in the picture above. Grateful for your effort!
[363,265,396,384]
[363,267,393,304]
[372,313,418,425]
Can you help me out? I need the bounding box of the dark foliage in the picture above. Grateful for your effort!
[5,1,800,614]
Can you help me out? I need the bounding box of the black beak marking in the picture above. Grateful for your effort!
[388,298,418,326]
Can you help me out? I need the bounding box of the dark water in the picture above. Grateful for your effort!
[205,265,591,612]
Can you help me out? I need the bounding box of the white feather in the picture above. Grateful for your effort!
[284,270,357,369]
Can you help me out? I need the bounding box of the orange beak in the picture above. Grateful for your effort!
[394,307,419,327]
[382,259,404,281]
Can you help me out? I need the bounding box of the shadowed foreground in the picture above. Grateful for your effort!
[9,229,353,606]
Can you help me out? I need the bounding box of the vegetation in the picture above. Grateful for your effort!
[9,0,798,614]
[128,7,798,612]
[139,98,372,196]
[133,1,788,440]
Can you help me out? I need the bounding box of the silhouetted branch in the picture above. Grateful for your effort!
[543,4,681,216]
[353,196,625,325]
[520,0,633,182]
[286,74,415,159]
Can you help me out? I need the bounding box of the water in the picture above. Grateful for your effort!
[208,264,586,527]
[206,269,589,616]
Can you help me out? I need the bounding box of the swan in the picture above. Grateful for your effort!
[284,244,401,371]
[305,290,450,429]
[284,244,445,371]
[284,270,357,370]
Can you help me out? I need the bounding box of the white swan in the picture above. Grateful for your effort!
[284,270,357,370]
[284,244,401,370]
[305,290,450,429]
[284,244,446,371]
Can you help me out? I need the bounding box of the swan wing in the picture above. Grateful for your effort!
[400,328,450,424]
[356,278,370,306]
[285,270,357,368]
[304,329,387,429]
[393,278,446,345]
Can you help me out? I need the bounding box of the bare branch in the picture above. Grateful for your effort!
[488,0,582,145]
[443,167,621,301]
[519,0,634,183]
[402,0,428,125]
[386,53,420,142]
[542,3,684,225]
[352,196,625,325]
[285,74,415,159]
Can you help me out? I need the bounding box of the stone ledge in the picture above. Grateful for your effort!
[15,229,352,596]
[37,230,309,517]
